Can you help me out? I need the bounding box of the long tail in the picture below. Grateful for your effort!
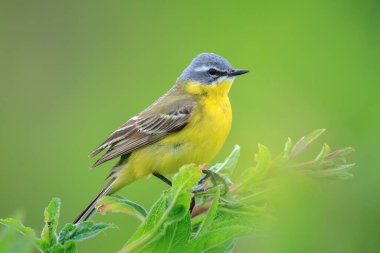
[73,178,115,224]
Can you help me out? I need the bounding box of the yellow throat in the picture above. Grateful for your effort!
[185,78,233,98]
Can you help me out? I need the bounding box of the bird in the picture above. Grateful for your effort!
[74,53,249,223]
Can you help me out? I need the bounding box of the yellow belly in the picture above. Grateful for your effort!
[111,80,233,192]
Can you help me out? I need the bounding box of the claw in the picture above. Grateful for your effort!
[194,169,230,195]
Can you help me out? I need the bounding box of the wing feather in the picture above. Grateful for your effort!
[90,103,193,168]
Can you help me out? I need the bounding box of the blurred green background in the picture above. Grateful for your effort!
[0,0,379,252]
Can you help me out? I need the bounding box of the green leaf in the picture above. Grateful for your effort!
[120,165,201,253]
[0,218,36,239]
[306,164,355,180]
[39,198,61,249]
[251,144,271,183]
[282,137,293,161]
[114,133,355,253]
[96,195,147,221]
[148,213,192,253]
[190,220,251,253]
[194,185,221,198]
[236,144,271,190]
[0,222,35,253]
[314,144,331,163]
[127,195,167,244]
[190,213,206,230]
[210,145,240,174]
[57,221,114,244]
[48,241,77,253]
[171,165,202,206]
[326,147,355,159]
[195,186,221,237]
[290,129,326,158]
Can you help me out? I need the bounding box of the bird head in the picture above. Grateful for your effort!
[179,53,249,85]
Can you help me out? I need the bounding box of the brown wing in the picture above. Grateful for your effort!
[90,104,193,168]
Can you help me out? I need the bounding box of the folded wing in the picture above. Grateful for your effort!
[90,103,193,168]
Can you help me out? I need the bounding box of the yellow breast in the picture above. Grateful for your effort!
[186,78,233,152]
[112,79,233,191]
[155,79,233,171]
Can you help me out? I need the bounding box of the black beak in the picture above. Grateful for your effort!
[229,69,250,76]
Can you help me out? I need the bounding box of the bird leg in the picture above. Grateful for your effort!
[152,172,172,186]
[194,169,230,195]
[152,172,195,212]
[189,196,196,212]
[153,169,230,213]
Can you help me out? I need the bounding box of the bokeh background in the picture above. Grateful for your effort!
[1,0,379,252]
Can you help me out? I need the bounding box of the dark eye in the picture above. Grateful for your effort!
[208,68,218,76]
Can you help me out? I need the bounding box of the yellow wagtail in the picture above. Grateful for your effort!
[74,53,249,223]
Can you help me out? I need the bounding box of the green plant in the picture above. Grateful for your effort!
[0,130,355,253]
[0,199,114,253]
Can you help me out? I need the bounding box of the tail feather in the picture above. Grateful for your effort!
[73,178,115,224]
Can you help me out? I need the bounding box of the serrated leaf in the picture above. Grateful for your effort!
[171,165,202,202]
[127,195,168,243]
[190,224,251,253]
[40,198,61,249]
[96,195,147,221]
[290,129,326,158]
[147,213,192,253]
[120,165,201,253]
[110,135,355,253]
[57,221,114,244]
[195,186,221,237]
[210,145,240,174]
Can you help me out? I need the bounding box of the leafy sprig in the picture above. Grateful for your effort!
[109,129,355,252]
[0,198,114,253]
[0,130,355,253]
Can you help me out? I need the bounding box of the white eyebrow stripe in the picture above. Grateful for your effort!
[194,65,209,72]
[194,65,224,72]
